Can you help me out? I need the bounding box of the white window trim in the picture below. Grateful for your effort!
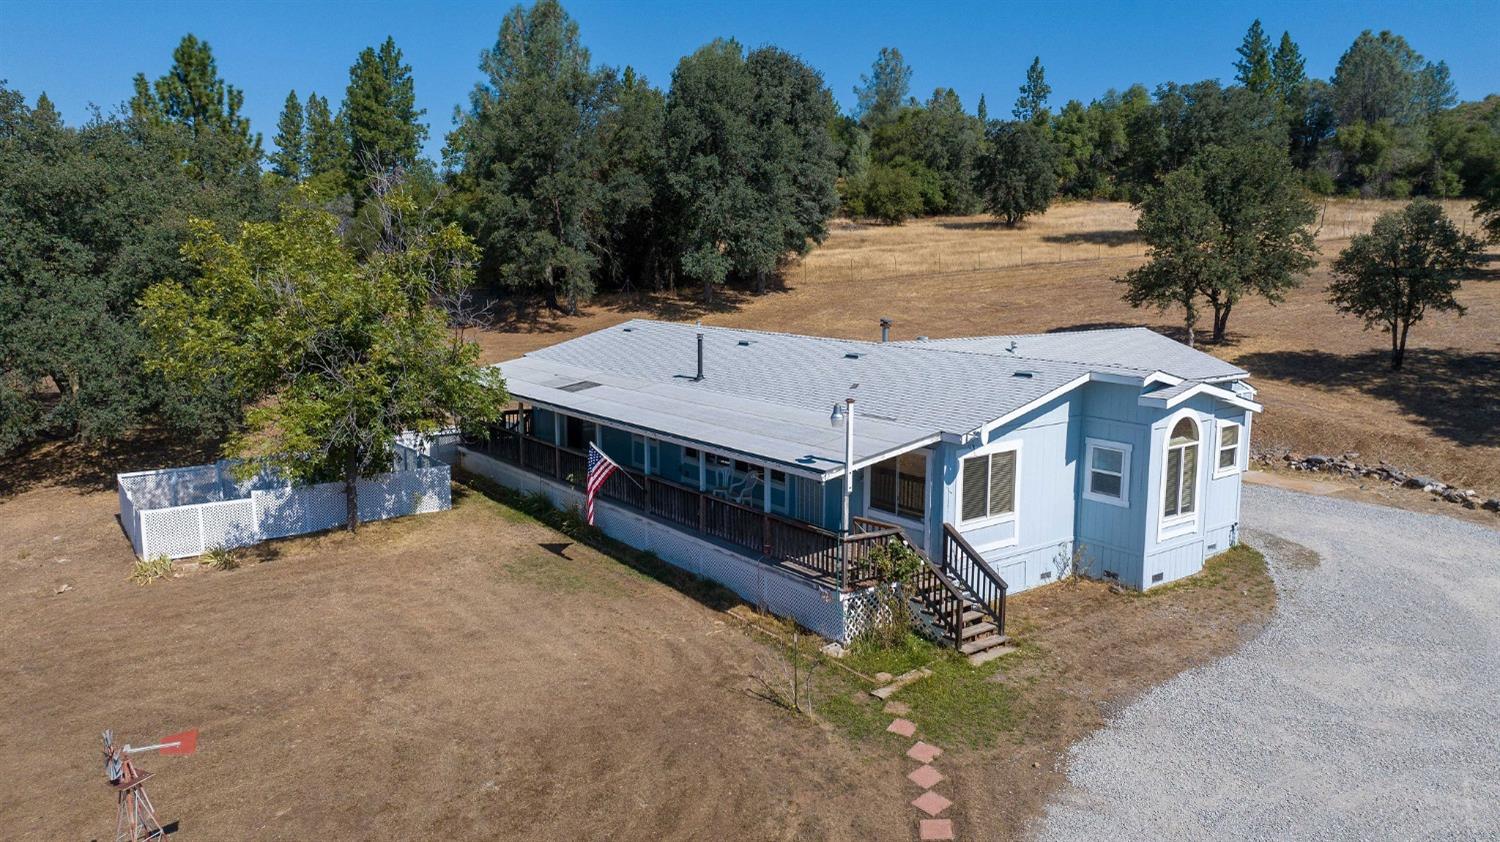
[864,448,931,526]
[1157,410,1202,542]
[1083,438,1132,508]
[955,440,1022,537]
[1213,419,1244,479]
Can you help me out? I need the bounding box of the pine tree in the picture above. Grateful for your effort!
[854,47,911,128]
[344,36,427,187]
[130,34,261,168]
[1234,20,1273,93]
[976,94,988,125]
[270,90,305,180]
[1013,57,1051,124]
[1270,32,1306,106]
[303,93,349,180]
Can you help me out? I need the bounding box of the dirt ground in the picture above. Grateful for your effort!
[474,198,1500,499]
[1,483,913,841]
[0,447,1276,841]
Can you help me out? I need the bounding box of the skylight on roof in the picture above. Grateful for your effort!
[558,380,602,392]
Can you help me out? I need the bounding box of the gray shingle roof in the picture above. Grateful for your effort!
[893,327,1247,382]
[495,319,1247,477]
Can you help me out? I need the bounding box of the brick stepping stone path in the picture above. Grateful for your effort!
[905,741,942,764]
[887,718,917,737]
[907,764,944,789]
[919,818,955,840]
[912,790,953,817]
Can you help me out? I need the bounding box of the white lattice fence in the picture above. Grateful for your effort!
[119,443,450,559]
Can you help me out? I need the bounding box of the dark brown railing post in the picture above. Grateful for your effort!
[761,513,772,556]
[552,442,561,479]
[698,492,706,533]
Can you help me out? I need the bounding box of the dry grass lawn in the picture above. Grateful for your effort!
[0,457,1275,840]
[475,198,1500,496]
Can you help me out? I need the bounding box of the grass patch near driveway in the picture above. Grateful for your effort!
[1136,544,1273,599]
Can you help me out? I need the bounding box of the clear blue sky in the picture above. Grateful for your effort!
[3,0,1497,161]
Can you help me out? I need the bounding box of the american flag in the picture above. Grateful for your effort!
[585,443,620,525]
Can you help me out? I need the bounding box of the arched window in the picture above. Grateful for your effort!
[1163,417,1199,519]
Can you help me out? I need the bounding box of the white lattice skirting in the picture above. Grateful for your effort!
[459,447,873,643]
[118,445,451,560]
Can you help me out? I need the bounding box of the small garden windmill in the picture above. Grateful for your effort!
[102,727,197,842]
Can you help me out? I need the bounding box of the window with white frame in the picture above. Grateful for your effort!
[1215,421,1243,477]
[960,447,1017,523]
[1162,417,1199,521]
[1084,439,1131,506]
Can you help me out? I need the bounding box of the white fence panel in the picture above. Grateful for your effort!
[121,445,451,559]
[139,505,205,560]
[199,498,260,550]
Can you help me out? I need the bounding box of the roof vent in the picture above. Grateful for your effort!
[621,326,634,332]
[844,352,863,360]
[558,380,602,392]
[916,336,929,341]
[737,340,753,347]
[1006,341,1018,353]
[1012,371,1035,379]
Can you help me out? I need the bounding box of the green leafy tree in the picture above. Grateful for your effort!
[1327,199,1484,369]
[1331,30,1455,127]
[869,90,984,214]
[130,34,262,174]
[854,47,911,129]
[446,0,611,312]
[270,89,305,180]
[846,162,927,225]
[344,36,428,189]
[595,66,668,291]
[1121,143,1318,345]
[662,39,758,301]
[141,195,507,530]
[1233,20,1273,93]
[0,83,268,453]
[1121,80,1284,197]
[976,120,1057,226]
[1013,57,1051,124]
[744,45,841,290]
[976,94,988,126]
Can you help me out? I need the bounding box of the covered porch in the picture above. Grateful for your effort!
[461,405,930,590]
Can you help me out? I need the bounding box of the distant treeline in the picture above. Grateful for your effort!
[2,2,1498,454]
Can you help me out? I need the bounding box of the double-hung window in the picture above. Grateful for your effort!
[1214,421,1243,477]
[1084,439,1131,506]
[1162,417,1199,522]
[960,446,1018,524]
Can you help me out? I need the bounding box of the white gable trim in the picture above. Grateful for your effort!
[1138,382,1263,413]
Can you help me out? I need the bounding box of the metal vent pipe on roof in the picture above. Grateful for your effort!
[694,331,705,381]
[879,317,892,343]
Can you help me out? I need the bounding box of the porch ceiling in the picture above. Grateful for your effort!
[498,355,937,480]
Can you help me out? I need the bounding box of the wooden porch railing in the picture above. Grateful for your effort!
[463,420,878,588]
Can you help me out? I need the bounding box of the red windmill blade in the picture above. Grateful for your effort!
[158,728,198,756]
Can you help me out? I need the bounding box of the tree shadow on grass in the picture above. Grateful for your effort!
[1236,347,1500,448]
[1041,230,1142,246]
[455,468,744,614]
[0,428,220,500]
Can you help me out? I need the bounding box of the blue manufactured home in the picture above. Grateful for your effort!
[458,319,1260,653]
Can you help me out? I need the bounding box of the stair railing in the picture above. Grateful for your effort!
[940,523,1008,636]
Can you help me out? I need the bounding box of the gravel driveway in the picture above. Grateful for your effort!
[1036,485,1500,841]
